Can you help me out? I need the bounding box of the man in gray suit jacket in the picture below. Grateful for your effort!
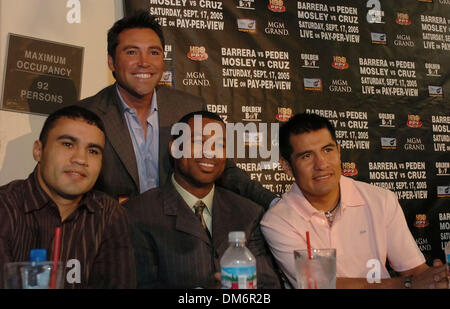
[79,10,277,208]
[126,111,281,288]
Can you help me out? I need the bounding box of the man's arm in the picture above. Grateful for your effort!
[126,196,166,289]
[337,260,448,289]
[247,212,282,288]
[0,206,13,289]
[338,189,448,289]
[88,203,136,288]
[260,209,306,288]
[129,221,163,288]
[217,159,278,210]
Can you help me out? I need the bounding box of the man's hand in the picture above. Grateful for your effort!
[205,272,222,289]
[411,259,448,289]
[118,195,130,205]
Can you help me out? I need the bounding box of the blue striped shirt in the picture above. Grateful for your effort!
[117,86,159,193]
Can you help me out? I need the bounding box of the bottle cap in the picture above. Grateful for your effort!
[228,231,246,242]
[30,249,47,262]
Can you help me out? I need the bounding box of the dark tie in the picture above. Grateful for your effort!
[194,200,211,238]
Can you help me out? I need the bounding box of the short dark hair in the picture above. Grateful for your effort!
[279,113,337,161]
[171,110,224,140]
[39,105,105,146]
[107,10,165,60]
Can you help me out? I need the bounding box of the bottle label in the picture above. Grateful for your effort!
[221,266,256,289]
[21,265,51,289]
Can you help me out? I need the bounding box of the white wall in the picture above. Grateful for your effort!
[0,0,123,185]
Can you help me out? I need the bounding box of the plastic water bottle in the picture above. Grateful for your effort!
[30,249,47,262]
[220,231,257,289]
[23,249,51,289]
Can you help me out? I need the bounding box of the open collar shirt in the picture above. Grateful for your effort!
[117,85,159,193]
[171,174,214,233]
[261,176,425,288]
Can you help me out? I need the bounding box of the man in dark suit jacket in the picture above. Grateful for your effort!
[126,111,281,288]
[79,10,277,208]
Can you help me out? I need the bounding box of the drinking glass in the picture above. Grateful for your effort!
[294,248,336,289]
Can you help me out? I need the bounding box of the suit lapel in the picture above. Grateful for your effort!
[212,190,232,253]
[161,182,211,245]
[98,86,139,188]
[156,87,174,185]
[156,87,176,128]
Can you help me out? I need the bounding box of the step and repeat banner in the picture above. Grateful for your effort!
[124,0,450,262]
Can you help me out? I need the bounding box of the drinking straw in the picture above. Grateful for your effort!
[306,231,312,259]
[49,227,62,289]
[305,231,317,289]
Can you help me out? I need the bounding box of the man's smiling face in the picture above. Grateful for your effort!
[173,117,226,194]
[286,128,341,204]
[108,27,164,101]
[33,117,105,201]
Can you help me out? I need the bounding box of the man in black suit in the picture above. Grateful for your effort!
[126,111,281,288]
[79,11,277,208]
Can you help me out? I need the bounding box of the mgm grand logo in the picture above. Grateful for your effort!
[182,71,210,87]
[329,79,352,93]
[404,137,425,151]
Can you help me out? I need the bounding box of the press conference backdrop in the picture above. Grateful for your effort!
[124,0,450,262]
